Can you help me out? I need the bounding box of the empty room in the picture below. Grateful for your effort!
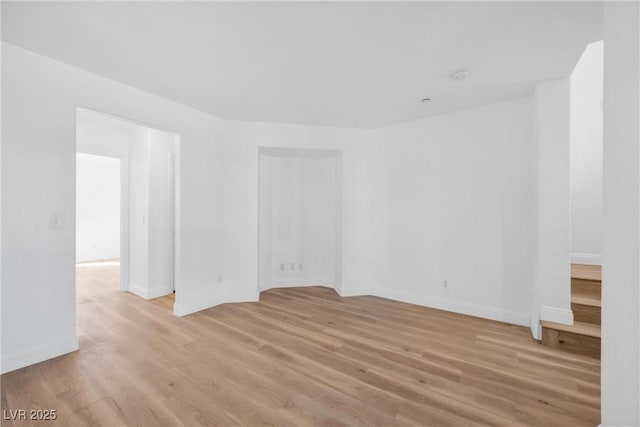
[1,2,638,426]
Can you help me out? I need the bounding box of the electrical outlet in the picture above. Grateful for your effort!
[443,280,448,288]
[218,275,222,283]
[299,263,303,271]
[280,263,285,272]
[290,263,295,271]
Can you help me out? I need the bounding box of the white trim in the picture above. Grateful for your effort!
[120,156,130,292]
[260,278,334,292]
[571,253,602,265]
[530,318,542,340]
[172,138,182,305]
[335,287,371,297]
[370,287,530,327]
[539,305,574,324]
[1,336,79,374]
[173,292,259,317]
[128,282,172,300]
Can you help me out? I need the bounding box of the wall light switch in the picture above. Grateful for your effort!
[48,213,64,230]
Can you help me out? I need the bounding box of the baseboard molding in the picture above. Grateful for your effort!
[260,278,334,292]
[370,287,530,327]
[128,282,172,300]
[335,287,371,297]
[539,305,574,325]
[1,336,79,374]
[571,253,602,265]
[530,318,542,340]
[173,292,259,317]
[175,282,532,331]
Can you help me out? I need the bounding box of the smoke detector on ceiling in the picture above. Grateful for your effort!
[452,70,470,81]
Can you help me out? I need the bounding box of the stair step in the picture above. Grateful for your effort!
[571,302,601,325]
[571,294,601,307]
[571,264,602,282]
[541,321,601,359]
[541,320,601,338]
[571,278,601,299]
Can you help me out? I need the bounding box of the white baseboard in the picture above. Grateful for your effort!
[571,253,602,265]
[1,336,79,374]
[335,287,371,297]
[540,305,574,325]
[530,318,542,340]
[370,287,530,327]
[260,278,334,292]
[173,292,259,317]
[128,282,172,300]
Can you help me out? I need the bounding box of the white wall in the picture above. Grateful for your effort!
[532,78,573,334]
[0,42,377,372]
[128,128,150,297]
[371,98,535,327]
[570,41,603,265]
[147,128,176,297]
[259,149,340,291]
[110,126,177,300]
[601,2,640,425]
[1,39,579,374]
[175,116,376,316]
[75,153,120,262]
[76,119,131,159]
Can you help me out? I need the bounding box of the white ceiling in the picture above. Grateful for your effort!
[2,2,603,128]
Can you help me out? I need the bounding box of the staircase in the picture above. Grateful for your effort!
[541,264,601,359]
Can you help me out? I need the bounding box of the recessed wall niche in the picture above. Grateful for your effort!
[258,147,342,293]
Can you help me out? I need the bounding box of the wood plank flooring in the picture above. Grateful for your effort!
[1,262,600,426]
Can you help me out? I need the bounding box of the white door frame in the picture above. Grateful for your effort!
[119,155,130,292]
[75,107,182,307]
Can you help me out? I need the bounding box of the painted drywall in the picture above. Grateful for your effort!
[0,42,377,372]
[370,98,535,327]
[75,153,121,262]
[146,128,176,297]
[570,41,603,265]
[1,2,603,128]
[1,39,578,374]
[532,78,573,334]
[601,2,640,425]
[127,128,151,297]
[259,150,340,290]
[120,126,176,300]
[76,119,131,159]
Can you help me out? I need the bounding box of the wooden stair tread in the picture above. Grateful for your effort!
[571,264,601,282]
[571,294,601,307]
[541,320,601,338]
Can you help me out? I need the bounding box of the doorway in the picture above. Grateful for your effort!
[75,108,180,307]
[76,153,122,302]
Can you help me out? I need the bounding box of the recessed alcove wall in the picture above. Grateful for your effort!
[259,147,342,293]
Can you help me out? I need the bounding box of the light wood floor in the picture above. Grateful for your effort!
[1,263,600,426]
